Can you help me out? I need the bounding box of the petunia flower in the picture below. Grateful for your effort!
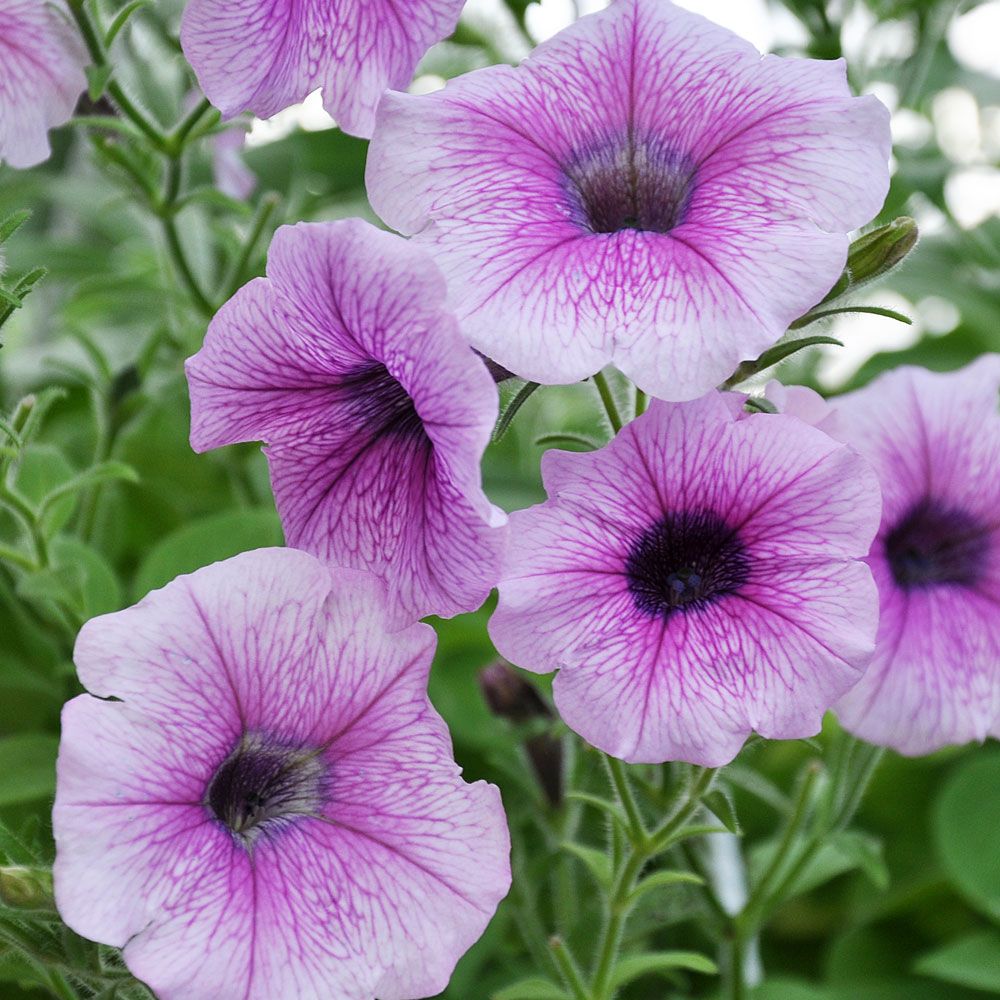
[366,0,891,401]
[0,0,87,168]
[830,358,1000,755]
[53,548,511,1000]
[179,0,465,138]
[186,218,505,622]
[488,392,882,766]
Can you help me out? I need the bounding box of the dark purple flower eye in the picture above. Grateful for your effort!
[885,499,987,589]
[367,0,892,402]
[626,508,750,618]
[831,357,1000,756]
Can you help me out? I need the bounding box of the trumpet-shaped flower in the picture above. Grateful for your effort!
[0,0,86,168]
[832,358,1000,754]
[54,549,511,1000]
[489,393,881,765]
[186,219,505,622]
[180,0,465,137]
[367,0,891,400]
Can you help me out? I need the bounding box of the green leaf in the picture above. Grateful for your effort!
[105,0,149,46]
[611,950,718,988]
[12,445,76,536]
[50,537,123,617]
[751,831,887,899]
[628,869,704,907]
[724,336,842,387]
[0,210,30,246]
[492,978,569,1000]
[934,750,1000,922]
[0,735,58,806]
[86,64,113,102]
[915,930,1000,993]
[36,460,138,520]
[789,305,912,331]
[534,432,600,451]
[134,508,283,598]
[494,381,541,440]
[703,788,741,835]
[561,841,612,888]
[565,791,628,830]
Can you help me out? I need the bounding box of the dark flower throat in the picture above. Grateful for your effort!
[206,733,328,846]
[626,509,750,619]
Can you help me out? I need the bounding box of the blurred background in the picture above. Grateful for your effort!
[1,0,999,997]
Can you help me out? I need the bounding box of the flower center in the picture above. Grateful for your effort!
[338,362,424,441]
[626,509,750,618]
[885,499,988,589]
[563,136,695,235]
[206,734,328,845]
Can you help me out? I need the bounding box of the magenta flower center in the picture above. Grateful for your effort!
[206,734,328,845]
[563,136,696,235]
[885,499,988,589]
[625,509,750,618]
[340,362,425,441]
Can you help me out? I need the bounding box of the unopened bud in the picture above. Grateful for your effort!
[0,865,55,912]
[475,352,517,384]
[846,217,918,288]
[480,663,563,807]
[480,662,551,723]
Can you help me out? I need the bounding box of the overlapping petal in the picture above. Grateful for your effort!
[0,0,86,168]
[831,358,1000,754]
[490,393,881,765]
[367,0,891,400]
[179,0,465,137]
[186,219,505,621]
[54,548,511,1000]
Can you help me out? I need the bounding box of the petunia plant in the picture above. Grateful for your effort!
[2,0,1000,999]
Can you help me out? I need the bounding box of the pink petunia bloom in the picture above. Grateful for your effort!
[179,0,465,138]
[53,548,511,1000]
[489,392,881,766]
[186,218,505,622]
[830,358,1000,755]
[366,0,891,401]
[0,0,86,168]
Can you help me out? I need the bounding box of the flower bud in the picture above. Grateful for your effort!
[846,217,918,288]
[480,662,563,807]
[0,865,55,912]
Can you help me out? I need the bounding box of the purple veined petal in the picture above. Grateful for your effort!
[0,0,87,168]
[186,219,506,621]
[829,356,1000,754]
[367,0,891,400]
[54,549,511,1000]
[490,391,881,764]
[179,0,465,138]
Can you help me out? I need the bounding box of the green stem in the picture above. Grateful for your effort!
[161,161,216,319]
[592,371,624,434]
[550,936,590,1000]
[648,767,716,852]
[590,850,646,999]
[67,0,167,151]
[222,192,280,298]
[169,98,214,152]
[738,764,820,932]
[606,756,646,841]
[727,929,748,1000]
